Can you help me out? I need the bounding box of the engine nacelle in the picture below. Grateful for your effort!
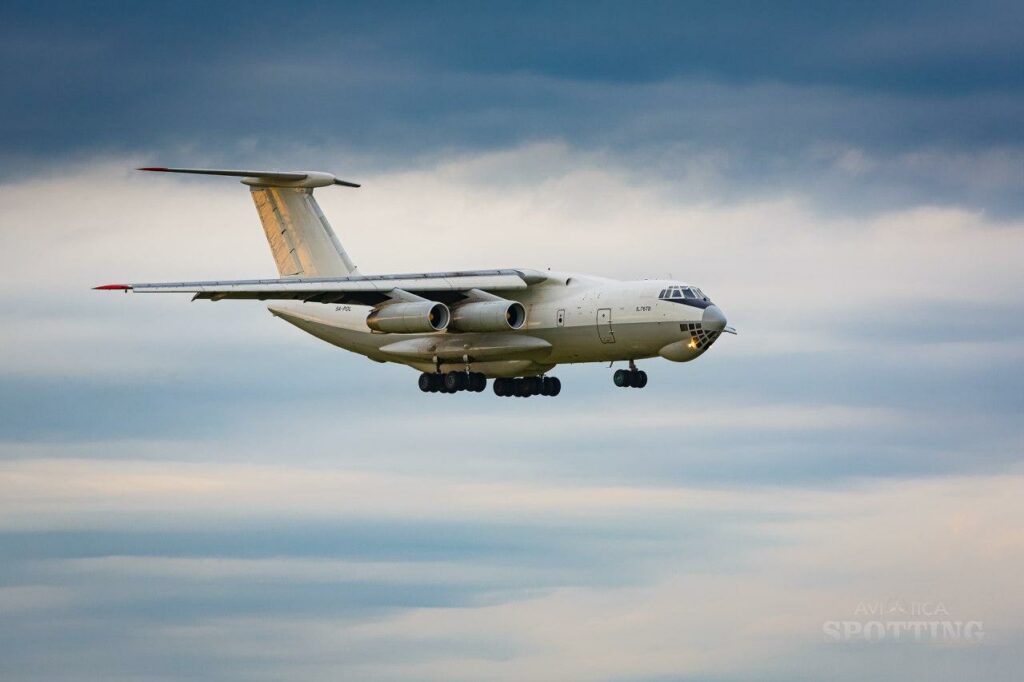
[449,300,527,332]
[366,301,449,333]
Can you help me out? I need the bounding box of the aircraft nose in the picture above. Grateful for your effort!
[702,304,727,332]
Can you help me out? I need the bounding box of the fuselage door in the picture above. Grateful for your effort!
[557,308,565,327]
[597,307,615,343]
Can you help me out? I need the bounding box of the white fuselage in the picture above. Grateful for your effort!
[268,272,727,378]
[108,168,734,390]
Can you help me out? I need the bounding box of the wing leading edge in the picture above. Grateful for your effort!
[94,269,546,306]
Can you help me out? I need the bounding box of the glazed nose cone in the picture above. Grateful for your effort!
[702,304,727,332]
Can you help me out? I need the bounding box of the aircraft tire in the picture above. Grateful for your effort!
[444,372,463,392]
[547,377,561,396]
[634,371,648,388]
[472,372,487,392]
[418,373,432,392]
[614,369,631,387]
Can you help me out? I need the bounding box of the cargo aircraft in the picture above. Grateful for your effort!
[97,168,735,397]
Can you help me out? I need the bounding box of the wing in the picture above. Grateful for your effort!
[94,269,547,306]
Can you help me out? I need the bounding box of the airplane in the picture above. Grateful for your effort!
[96,168,735,397]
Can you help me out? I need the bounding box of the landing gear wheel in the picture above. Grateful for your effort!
[613,369,631,387]
[542,376,562,396]
[516,378,536,397]
[443,372,465,392]
[471,372,487,392]
[634,370,648,388]
[493,376,555,398]
[418,373,433,392]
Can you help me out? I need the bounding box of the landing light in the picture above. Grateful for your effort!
[687,337,698,349]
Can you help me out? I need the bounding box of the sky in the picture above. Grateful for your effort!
[1,2,1022,680]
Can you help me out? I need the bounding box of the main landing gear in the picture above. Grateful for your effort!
[493,376,561,398]
[613,361,648,389]
[418,372,561,397]
[418,371,487,393]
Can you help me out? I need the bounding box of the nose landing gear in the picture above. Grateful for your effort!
[613,361,648,389]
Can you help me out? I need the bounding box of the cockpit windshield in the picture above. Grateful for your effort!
[658,285,711,302]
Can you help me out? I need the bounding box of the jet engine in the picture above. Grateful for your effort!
[449,300,527,332]
[366,302,450,333]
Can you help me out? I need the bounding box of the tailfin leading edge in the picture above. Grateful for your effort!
[139,167,360,278]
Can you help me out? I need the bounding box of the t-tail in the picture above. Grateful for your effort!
[138,167,361,277]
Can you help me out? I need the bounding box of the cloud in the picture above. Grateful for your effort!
[1,460,1020,681]
[0,457,850,530]
[2,3,1022,214]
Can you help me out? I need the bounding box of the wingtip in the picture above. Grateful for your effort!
[93,284,132,291]
[136,167,167,172]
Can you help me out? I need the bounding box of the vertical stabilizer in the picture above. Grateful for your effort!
[137,167,361,278]
[250,186,359,277]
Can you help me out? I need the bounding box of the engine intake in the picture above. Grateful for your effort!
[366,301,449,333]
[450,300,527,332]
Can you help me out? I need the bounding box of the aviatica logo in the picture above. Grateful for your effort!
[823,599,985,643]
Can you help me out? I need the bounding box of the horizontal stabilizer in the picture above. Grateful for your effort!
[138,167,360,188]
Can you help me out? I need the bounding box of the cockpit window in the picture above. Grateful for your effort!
[658,284,712,303]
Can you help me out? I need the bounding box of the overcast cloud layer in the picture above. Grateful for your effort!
[1,3,1023,681]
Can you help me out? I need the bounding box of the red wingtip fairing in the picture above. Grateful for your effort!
[93,284,131,290]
